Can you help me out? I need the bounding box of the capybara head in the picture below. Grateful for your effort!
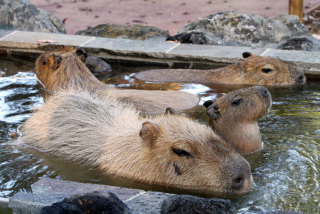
[131,114,254,195]
[203,86,272,154]
[232,52,306,86]
[35,47,102,91]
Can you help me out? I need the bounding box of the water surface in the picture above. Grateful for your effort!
[0,62,319,213]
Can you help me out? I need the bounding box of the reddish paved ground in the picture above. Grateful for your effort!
[30,0,319,35]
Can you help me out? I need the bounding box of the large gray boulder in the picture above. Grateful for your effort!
[169,11,320,51]
[0,0,65,33]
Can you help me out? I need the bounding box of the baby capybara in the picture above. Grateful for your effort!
[35,48,199,114]
[21,89,253,195]
[203,86,272,154]
[135,52,306,86]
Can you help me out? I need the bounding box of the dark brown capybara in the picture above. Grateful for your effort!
[203,86,272,154]
[21,89,253,195]
[135,52,306,86]
[35,48,199,114]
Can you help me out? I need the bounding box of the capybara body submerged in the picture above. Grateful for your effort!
[21,90,253,195]
[204,86,272,154]
[35,48,199,114]
[135,52,306,86]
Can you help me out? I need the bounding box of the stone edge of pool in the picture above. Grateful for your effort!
[0,30,320,79]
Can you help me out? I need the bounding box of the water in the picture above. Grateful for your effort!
[0,61,320,213]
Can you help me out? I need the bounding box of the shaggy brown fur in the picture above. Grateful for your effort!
[135,52,306,86]
[35,48,199,114]
[21,90,253,195]
[203,86,272,154]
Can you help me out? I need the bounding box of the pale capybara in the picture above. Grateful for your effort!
[35,48,199,114]
[203,86,272,154]
[135,52,306,86]
[21,90,253,195]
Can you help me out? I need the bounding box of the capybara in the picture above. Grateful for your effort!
[203,86,272,154]
[35,48,199,114]
[21,90,253,195]
[135,52,306,86]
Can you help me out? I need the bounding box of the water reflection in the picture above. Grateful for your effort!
[0,63,319,213]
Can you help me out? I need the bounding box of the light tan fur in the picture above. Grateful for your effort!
[135,53,306,86]
[21,89,253,195]
[204,86,272,154]
[35,48,199,114]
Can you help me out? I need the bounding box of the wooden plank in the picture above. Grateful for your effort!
[289,0,304,23]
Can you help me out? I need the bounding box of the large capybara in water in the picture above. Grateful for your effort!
[135,52,306,86]
[203,86,272,154]
[35,47,199,114]
[21,90,253,195]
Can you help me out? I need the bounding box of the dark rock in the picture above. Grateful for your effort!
[161,195,236,214]
[40,191,132,214]
[0,0,65,33]
[278,37,314,51]
[166,32,208,44]
[76,23,169,40]
[86,56,112,80]
[174,11,313,49]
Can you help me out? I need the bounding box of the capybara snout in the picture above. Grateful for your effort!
[229,158,253,193]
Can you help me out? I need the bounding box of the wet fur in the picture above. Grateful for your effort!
[21,89,253,195]
[135,53,306,86]
[204,86,272,154]
[35,48,199,114]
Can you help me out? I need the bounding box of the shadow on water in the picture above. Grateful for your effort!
[0,59,320,213]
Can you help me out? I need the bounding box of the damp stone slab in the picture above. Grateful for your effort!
[0,31,95,48]
[9,178,144,214]
[0,30,13,39]
[83,37,180,56]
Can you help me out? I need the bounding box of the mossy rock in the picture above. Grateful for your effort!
[76,24,169,40]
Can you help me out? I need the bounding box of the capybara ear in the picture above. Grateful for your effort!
[206,103,221,121]
[165,107,177,115]
[75,48,88,63]
[242,52,252,58]
[139,122,160,145]
[52,54,62,70]
[203,100,214,109]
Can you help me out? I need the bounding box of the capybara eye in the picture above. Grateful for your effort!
[172,148,192,157]
[261,68,273,74]
[232,98,243,106]
[42,61,46,65]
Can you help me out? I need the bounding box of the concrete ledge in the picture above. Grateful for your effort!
[8,178,170,214]
[0,30,319,79]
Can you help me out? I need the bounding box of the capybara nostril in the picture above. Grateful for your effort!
[232,175,244,190]
[297,74,306,84]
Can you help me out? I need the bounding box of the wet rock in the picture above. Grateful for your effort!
[171,11,312,49]
[86,56,112,80]
[161,195,236,214]
[0,0,65,33]
[40,191,132,214]
[76,23,169,40]
[278,37,314,51]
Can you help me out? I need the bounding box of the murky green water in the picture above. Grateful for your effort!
[0,61,319,213]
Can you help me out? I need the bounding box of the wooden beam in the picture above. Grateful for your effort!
[289,0,304,23]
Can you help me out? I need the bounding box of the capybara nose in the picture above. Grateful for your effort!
[296,74,306,85]
[232,174,244,190]
[230,159,253,193]
[257,86,270,98]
